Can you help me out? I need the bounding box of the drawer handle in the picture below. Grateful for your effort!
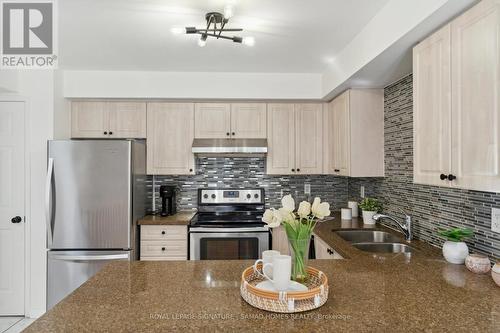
[161,231,166,235]
[161,247,166,251]
[440,173,448,180]
[334,169,340,172]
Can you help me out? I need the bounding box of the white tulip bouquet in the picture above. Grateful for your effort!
[262,195,331,281]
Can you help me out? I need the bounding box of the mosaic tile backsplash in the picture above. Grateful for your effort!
[147,157,348,213]
[348,74,500,260]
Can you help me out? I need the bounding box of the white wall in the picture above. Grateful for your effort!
[63,70,322,100]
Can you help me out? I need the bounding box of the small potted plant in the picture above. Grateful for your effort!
[359,198,382,225]
[439,228,473,264]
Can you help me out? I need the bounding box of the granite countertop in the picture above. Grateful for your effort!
[138,212,196,226]
[26,214,500,332]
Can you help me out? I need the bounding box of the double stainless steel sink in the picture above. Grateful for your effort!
[335,230,416,254]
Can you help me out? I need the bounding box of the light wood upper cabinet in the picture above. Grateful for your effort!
[295,104,323,174]
[267,104,295,174]
[194,103,267,139]
[71,101,108,138]
[267,103,323,175]
[324,89,384,177]
[194,103,231,138]
[413,24,452,187]
[108,102,146,138]
[230,103,267,138]
[147,103,195,175]
[71,101,146,138]
[451,0,500,192]
[414,0,500,192]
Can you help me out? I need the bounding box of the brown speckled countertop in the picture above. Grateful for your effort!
[26,213,500,332]
[138,212,196,226]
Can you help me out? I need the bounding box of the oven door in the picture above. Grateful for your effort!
[189,229,269,260]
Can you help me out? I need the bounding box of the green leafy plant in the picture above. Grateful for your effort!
[438,228,473,242]
[359,198,383,212]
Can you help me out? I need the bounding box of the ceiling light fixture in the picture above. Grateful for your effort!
[181,9,254,47]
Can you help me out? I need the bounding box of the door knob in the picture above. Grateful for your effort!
[440,174,448,180]
[447,174,456,181]
[11,216,22,223]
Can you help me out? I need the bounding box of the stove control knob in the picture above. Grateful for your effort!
[246,194,251,199]
[211,194,216,199]
[203,194,208,199]
[254,194,259,199]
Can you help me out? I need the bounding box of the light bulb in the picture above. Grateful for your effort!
[242,36,255,47]
[224,5,234,19]
[170,27,184,35]
[198,38,207,47]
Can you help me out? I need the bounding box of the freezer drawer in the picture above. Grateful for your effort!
[47,250,130,310]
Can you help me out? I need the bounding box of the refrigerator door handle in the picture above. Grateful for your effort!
[45,157,54,247]
[50,253,129,261]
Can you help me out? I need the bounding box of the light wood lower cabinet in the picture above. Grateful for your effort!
[146,103,195,175]
[140,225,188,261]
[271,226,290,255]
[313,234,343,259]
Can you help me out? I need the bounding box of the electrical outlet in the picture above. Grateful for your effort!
[492,208,500,233]
[360,186,365,198]
[304,183,311,195]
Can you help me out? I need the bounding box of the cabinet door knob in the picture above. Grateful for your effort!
[161,231,166,235]
[447,174,456,181]
[327,248,333,255]
[440,174,448,180]
[161,247,166,251]
[109,131,113,135]
[232,132,235,136]
[103,131,108,135]
[296,168,300,172]
[189,168,193,172]
[334,169,340,173]
[226,132,230,136]
[291,169,295,172]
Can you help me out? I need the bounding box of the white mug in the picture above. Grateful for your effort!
[253,250,280,278]
[262,255,291,291]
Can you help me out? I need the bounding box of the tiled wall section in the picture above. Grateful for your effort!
[348,74,500,260]
[147,157,348,212]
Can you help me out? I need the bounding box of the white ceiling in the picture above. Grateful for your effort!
[59,0,390,72]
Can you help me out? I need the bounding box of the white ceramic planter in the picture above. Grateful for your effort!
[442,241,469,264]
[492,263,500,287]
[362,211,377,225]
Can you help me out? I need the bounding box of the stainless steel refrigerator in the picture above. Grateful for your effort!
[46,140,146,309]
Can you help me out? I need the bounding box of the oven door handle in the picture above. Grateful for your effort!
[189,227,269,233]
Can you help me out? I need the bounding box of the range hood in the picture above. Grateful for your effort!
[192,138,268,156]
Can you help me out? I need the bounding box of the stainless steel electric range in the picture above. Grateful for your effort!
[189,188,270,260]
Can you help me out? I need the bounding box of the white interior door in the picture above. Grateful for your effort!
[0,101,25,315]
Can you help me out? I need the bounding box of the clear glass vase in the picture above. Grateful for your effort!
[288,237,311,283]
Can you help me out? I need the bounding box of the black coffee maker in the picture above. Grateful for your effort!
[159,185,177,216]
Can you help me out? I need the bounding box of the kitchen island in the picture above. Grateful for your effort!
[26,218,500,332]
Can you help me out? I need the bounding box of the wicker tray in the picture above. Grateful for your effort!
[240,264,329,313]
